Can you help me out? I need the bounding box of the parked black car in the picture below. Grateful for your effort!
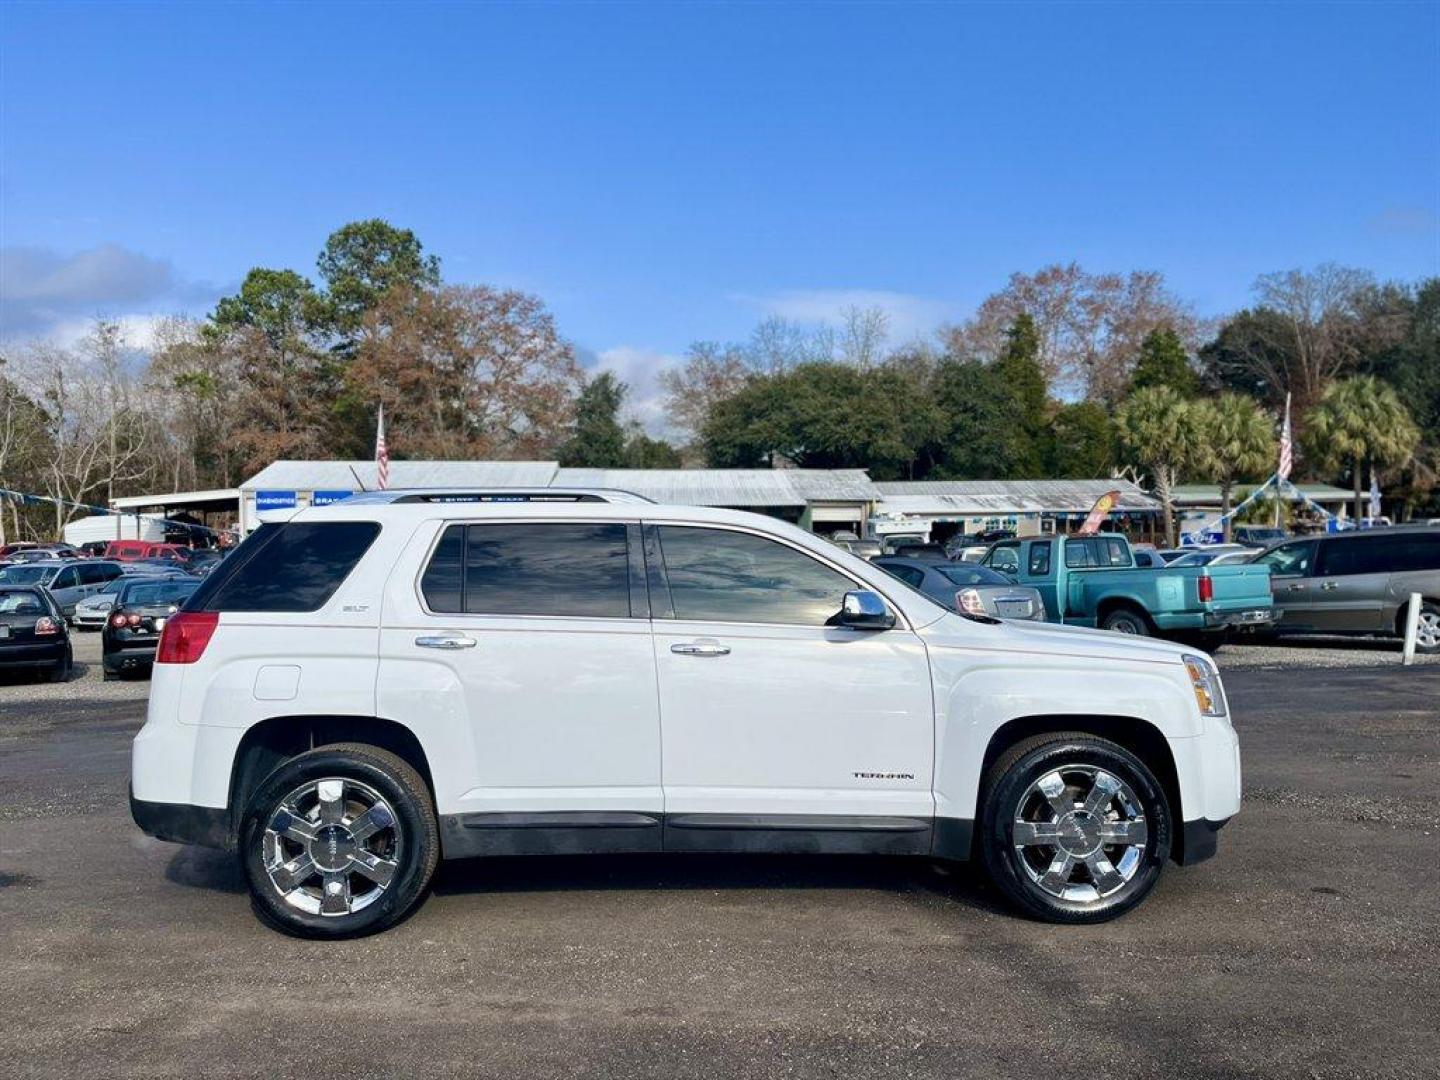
[0,586,72,682]
[102,578,201,680]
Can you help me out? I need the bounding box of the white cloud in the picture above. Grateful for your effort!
[732,288,957,345]
[0,243,215,345]
[588,345,685,438]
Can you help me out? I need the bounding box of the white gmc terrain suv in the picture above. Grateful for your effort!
[131,490,1240,937]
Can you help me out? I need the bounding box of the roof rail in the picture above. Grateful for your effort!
[339,487,656,506]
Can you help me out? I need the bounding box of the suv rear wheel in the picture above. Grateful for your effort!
[979,733,1172,923]
[239,744,439,938]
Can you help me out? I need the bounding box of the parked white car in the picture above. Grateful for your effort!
[131,491,1241,938]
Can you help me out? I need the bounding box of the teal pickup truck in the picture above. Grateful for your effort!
[981,534,1277,641]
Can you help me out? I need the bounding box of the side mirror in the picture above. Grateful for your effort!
[838,590,895,630]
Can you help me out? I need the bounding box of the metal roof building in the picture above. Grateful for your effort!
[238,461,881,533]
[873,479,1162,541]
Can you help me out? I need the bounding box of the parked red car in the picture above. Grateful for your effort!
[102,541,193,563]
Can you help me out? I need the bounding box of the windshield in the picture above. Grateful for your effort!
[938,564,1011,587]
[0,564,54,585]
[119,580,200,607]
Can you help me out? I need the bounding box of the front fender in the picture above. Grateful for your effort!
[927,642,1203,824]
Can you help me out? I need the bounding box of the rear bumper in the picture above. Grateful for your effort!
[0,641,66,667]
[1203,607,1280,630]
[129,787,232,849]
[1178,816,1231,865]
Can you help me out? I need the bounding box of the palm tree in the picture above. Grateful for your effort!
[1304,376,1420,524]
[1116,386,1207,546]
[1192,394,1274,540]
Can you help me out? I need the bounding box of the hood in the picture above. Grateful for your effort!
[919,610,1193,667]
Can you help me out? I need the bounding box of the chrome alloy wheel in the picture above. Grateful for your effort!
[1416,610,1440,651]
[1012,766,1148,902]
[262,778,402,917]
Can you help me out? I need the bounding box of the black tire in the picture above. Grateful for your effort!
[978,733,1172,924]
[47,648,72,683]
[239,743,439,939]
[1100,607,1151,636]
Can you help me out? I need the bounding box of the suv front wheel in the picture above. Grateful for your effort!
[979,733,1172,923]
[239,744,439,938]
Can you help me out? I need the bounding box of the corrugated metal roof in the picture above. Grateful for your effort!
[242,460,560,492]
[874,479,1159,514]
[1172,483,1351,503]
[552,468,878,507]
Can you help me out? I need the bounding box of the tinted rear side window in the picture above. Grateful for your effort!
[1390,533,1440,573]
[422,522,631,618]
[1317,537,1392,577]
[189,522,380,612]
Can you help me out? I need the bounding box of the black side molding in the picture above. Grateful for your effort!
[130,789,232,850]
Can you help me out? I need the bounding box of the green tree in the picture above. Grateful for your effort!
[1116,386,1207,546]
[559,372,629,467]
[702,362,920,474]
[927,359,1030,479]
[316,219,441,336]
[1191,393,1274,540]
[1304,375,1421,525]
[1130,326,1199,397]
[1048,401,1116,477]
[1198,307,1296,406]
[624,428,683,468]
[210,268,321,346]
[990,314,1048,475]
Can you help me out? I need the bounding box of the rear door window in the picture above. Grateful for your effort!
[1316,537,1392,577]
[188,522,381,612]
[421,522,632,618]
[1390,533,1440,572]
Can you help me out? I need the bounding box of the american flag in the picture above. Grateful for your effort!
[375,405,390,490]
[1277,393,1293,481]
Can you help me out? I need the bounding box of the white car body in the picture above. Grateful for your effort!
[132,496,1240,882]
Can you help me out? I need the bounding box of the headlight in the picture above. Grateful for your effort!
[1183,654,1228,717]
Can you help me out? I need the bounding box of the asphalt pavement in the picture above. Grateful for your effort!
[1,634,1437,1079]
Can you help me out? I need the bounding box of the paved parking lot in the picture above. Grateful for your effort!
[2,633,1437,1078]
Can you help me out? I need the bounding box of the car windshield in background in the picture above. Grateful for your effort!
[937,564,1012,587]
[0,564,53,585]
[121,581,200,607]
[0,589,47,614]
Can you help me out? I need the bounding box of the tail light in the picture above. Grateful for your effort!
[127,613,142,627]
[111,613,128,628]
[955,588,989,617]
[155,610,218,664]
[35,616,60,636]
[1198,576,1214,602]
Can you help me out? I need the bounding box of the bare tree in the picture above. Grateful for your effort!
[658,340,752,443]
[837,305,891,368]
[943,264,1199,402]
[1250,264,1382,418]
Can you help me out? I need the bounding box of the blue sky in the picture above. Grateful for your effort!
[2,0,1437,420]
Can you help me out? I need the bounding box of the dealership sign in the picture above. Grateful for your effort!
[312,490,354,506]
[255,490,298,511]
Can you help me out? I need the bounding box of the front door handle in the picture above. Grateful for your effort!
[1286,583,1307,592]
[670,641,731,658]
[1319,581,1338,592]
[415,635,477,650]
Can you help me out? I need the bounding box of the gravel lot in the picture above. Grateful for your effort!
[1,630,1437,1079]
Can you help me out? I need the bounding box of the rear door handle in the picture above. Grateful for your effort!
[670,641,731,657]
[1286,583,1307,592]
[415,635,477,650]
[1319,581,1338,592]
